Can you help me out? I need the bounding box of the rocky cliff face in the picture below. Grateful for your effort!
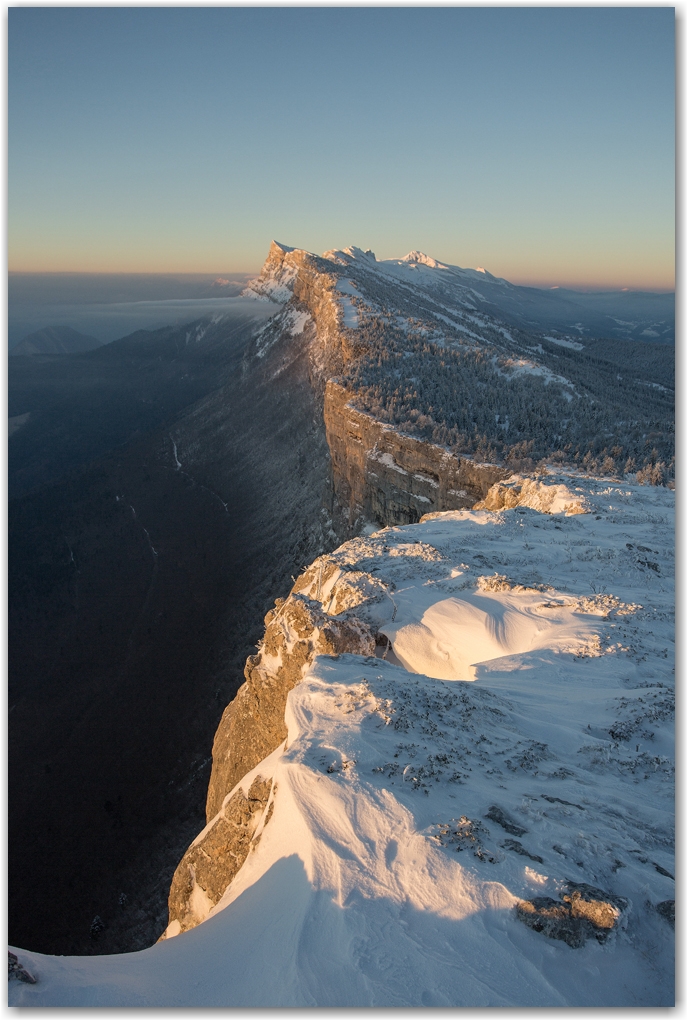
[248,241,674,491]
[165,584,376,934]
[324,381,507,528]
[247,241,358,390]
[248,243,508,532]
[162,244,569,933]
[164,240,674,941]
[166,775,273,937]
[205,592,375,821]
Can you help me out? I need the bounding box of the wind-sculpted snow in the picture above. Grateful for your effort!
[10,474,673,1006]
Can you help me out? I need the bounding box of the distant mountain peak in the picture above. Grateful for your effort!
[270,240,295,254]
[10,325,103,356]
[340,246,377,261]
[399,250,447,269]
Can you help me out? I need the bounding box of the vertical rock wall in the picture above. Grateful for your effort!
[164,591,375,935]
[255,245,507,531]
[323,381,508,527]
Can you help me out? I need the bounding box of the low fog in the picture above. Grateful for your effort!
[8,273,274,347]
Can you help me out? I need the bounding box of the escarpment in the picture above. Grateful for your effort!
[164,243,572,934]
[164,240,675,949]
[325,381,508,528]
[249,241,360,389]
[252,240,672,539]
[249,243,510,533]
[205,591,375,821]
[166,568,379,933]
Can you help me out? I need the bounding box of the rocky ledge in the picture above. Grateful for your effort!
[164,587,376,935]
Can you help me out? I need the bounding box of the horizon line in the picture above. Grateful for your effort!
[7,268,675,295]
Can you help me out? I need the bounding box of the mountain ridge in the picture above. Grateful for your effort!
[10,324,104,356]
[250,240,674,342]
[8,240,674,1002]
[245,240,674,503]
[156,241,674,966]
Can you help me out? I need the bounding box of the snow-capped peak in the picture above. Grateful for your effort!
[242,241,302,303]
[325,246,377,263]
[400,251,448,269]
[343,246,376,261]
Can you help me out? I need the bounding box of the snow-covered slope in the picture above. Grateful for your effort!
[333,247,674,343]
[10,473,673,1006]
[241,242,674,488]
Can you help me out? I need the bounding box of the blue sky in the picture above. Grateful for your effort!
[9,7,675,288]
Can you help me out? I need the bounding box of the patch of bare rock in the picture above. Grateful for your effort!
[516,882,628,948]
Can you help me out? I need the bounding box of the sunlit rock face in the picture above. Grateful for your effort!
[245,244,513,532]
[165,776,273,937]
[165,590,376,935]
[324,380,507,528]
[244,241,673,535]
[204,592,375,823]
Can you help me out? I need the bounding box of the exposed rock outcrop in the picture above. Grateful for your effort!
[164,775,273,937]
[516,883,628,948]
[656,900,675,927]
[246,241,359,389]
[164,583,376,935]
[8,952,37,984]
[206,592,375,823]
[324,381,507,528]
[473,475,590,515]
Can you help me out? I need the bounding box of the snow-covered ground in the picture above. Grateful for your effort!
[9,474,673,1006]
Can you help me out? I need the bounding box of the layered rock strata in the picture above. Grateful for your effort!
[324,381,507,527]
[205,592,375,820]
[250,245,509,530]
[248,241,359,390]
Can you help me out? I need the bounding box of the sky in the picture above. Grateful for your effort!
[8,7,675,290]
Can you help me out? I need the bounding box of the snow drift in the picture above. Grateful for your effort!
[9,473,674,1006]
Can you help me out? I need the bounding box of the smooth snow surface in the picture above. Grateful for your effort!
[339,296,359,328]
[10,475,673,1006]
[544,335,585,351]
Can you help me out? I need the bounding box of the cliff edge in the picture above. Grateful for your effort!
[12,473,674,1006]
